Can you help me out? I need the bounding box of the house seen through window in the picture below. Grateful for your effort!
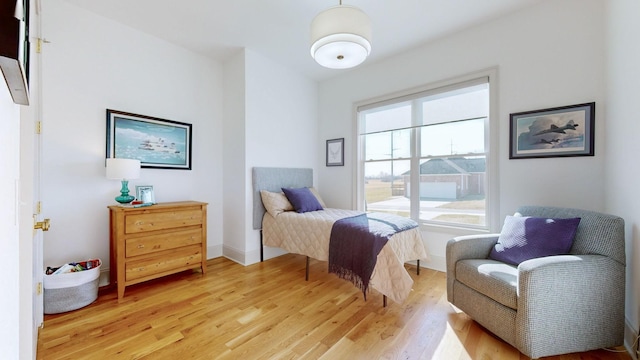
[358,77,490,228]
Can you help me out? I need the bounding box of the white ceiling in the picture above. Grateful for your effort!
[61,0,543,81]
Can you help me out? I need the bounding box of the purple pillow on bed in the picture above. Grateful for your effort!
[489,215,580,265]
[282,187,323,213]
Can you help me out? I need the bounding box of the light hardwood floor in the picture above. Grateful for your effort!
[37,254,631,360]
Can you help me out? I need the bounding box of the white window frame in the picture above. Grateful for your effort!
[354,68,499,232]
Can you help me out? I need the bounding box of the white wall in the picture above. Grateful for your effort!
[605,0,640,351]
[222,50,248,262]
[10,0,635,357]
[317,0,606,270]
[222,49,318,265]
[40,0,224,282]
[245,50,318,263]
[0,72,23,360]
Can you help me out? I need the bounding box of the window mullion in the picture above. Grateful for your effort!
[410,100,421,221]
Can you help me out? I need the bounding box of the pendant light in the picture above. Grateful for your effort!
[310,1,372,69]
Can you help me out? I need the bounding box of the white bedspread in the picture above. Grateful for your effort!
[262,208,428,304]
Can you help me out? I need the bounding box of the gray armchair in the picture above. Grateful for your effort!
[446,206,625,358]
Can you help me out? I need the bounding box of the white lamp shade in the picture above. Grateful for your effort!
[106,158,141,180]
[310,5,372,69]
[14,0,24,19]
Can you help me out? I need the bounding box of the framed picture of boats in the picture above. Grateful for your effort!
[106,109,192,170]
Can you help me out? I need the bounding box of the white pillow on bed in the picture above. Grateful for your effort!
[260,190,294,217]
[309,187,327,208]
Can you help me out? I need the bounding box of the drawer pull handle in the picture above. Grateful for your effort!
[137,244,145,249]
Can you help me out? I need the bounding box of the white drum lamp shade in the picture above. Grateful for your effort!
[310,5,372,69]
[106,158,141,204]
[106,158,141,180]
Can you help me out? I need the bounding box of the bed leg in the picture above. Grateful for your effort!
[260,230,264,262]
[417,259,420,275]
[305,256,310,281]
[383,295,387,307]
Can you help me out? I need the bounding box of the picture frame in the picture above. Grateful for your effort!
[509,102,595,159]
[106,109,192,170]
[135,185,155,204]
[326,138,344,166]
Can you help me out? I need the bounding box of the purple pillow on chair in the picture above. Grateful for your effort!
[281,187,324,213]
[489,215,581,265]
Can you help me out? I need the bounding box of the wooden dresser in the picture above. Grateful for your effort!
[108,201,208,300]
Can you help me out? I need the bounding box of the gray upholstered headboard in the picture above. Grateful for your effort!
[252,167,313,230]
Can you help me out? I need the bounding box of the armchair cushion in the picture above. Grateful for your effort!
[489,215,580,265]
[456,259,518,309]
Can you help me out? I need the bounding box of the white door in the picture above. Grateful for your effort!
[28,0,45,345]
[30,115,44,333]
[16,32,44,360]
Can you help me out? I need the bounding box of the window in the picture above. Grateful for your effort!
[357,76,493,229]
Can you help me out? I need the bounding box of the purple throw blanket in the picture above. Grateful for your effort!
[328,212,418,300]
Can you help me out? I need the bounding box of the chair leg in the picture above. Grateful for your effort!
[417,259,420,275]
[305,256,309,281]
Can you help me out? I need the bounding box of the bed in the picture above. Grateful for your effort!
[252,167,428,305]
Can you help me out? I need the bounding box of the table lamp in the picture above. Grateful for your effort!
[106,158,141,204]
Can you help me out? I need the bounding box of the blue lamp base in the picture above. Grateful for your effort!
[115,180,135,204]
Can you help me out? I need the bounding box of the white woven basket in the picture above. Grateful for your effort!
[43,260,101,314]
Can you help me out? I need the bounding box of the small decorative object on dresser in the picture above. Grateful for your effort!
[108,201,208,300]
[135,185,155,204]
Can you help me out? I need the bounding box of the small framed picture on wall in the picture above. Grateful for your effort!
[326,138,344,166]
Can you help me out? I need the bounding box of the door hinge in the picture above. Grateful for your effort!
[36,121,42,134]
[36,38,50,54]
[36,282,42,295]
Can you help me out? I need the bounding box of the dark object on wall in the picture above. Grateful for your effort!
[106,109,193,170]
[0,0,30,105]
[509,102,595,159]
[326,138,344,166]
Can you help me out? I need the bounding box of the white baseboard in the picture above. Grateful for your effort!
[222,245,288,266]
[222,244,246,265]
[420,254,446,272]
[243,247,261,265]
[98,267,110,287]
[260,246,287,262]
[625,317,638,359]
[207,244,223,259]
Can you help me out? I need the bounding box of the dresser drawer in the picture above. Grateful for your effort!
[125,244,202,282]
[125,228,202,257]
[125,209,203,234]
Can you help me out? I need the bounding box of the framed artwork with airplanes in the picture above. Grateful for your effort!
[509,102,595,159]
